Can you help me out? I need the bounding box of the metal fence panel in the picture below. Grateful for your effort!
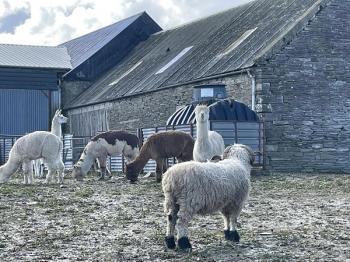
[139,120,264,173]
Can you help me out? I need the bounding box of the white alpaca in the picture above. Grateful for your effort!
[193,105,225,162]
[162,144,254,251]
[33,109,68,178]
[0,131,65,184]
[72,131,139,181]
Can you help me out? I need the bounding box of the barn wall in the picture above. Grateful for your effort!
[0,89,50,135]
[0,67,59,90]
[255,0,350,173]
[67,73,252,136]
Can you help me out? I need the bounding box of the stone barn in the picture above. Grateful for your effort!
[64,0,350,173]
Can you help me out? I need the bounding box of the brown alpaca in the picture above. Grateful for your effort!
[125,131,194,183]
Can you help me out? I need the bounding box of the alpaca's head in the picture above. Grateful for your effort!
[54,109,68,124]
[123,147,139,163]
[125,161,139,183]
[223,144,255,165]
[195,105,210,123]
[72,165,84,181]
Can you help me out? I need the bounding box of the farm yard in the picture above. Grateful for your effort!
[0,172,349,261]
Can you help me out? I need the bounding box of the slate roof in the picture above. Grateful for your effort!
[59,13,144,69]
[0,44,71,70]
[66,0,327,109]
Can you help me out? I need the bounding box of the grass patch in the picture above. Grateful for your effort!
[74,188,95,198]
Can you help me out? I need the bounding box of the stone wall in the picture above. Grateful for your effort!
[66,73,252,136]
[255,0,350,173]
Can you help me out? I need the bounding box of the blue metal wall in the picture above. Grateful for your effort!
[0,89,50,135]
[0,67,58,90]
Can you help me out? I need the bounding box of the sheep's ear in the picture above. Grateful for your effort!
[223,145,233,158]
[240,145,255,165]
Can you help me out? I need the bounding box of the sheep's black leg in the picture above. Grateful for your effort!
[227,212,240,242]
[176,210,192,252]
[221,210,240,242]
[165,204,179,249]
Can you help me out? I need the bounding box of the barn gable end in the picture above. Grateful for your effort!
[255,0,350,173]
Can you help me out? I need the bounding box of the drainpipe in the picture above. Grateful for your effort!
[247,70,256,111]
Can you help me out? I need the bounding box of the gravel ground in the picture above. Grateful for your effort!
[0,172,349,261]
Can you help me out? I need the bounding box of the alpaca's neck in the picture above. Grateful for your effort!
[51,119,62,138]
[130,145,151,173]
[0,158,20,181]
[196,120,209,142]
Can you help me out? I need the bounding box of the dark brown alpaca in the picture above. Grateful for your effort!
[125,131,194,183]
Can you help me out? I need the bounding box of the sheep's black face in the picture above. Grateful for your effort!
[125,163,138,183]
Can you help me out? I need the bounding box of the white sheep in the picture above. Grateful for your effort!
[162,144,254,251]
[0,131,65,184]
[193,104,225,162]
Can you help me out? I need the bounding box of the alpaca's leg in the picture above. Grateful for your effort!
[22,161,32,185]
[162,158,168,173]
[97,156,110,180]
[155,159,163,183]
[39,159,45,178]
[57,160,65,184]
[45,168,54,184]
[165,204,179,249]
[176,208,193,251]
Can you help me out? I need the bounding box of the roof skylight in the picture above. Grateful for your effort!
[221,27,258,56]
[108,60,143,86]
[155,46,193,74]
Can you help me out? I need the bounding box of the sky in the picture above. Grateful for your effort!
[0,0,254,46]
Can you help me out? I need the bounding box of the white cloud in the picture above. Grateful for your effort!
[0,0,254,46]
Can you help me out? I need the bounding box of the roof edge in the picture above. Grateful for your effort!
[61,11,160,79]
[254,0,329,64]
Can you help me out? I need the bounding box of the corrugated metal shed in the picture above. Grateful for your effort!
[60,12,161,81]
[0,44,71,69]
[0,67,60,90]
[0,89,49,135]
[66,0,327,109]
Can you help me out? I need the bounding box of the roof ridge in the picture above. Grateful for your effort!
[0,43,66,49]
[153,1,255,35]
[59,12,145,46]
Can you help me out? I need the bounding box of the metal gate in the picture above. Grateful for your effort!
[138,121,264,172]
